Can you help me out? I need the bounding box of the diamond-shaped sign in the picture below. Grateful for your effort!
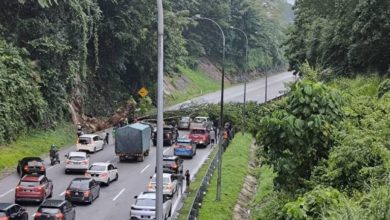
[138,87,149,98]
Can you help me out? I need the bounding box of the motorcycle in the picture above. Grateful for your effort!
[50,152,60,166]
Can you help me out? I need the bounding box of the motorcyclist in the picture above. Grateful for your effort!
[77,124,83,137]
[49,144,59,164]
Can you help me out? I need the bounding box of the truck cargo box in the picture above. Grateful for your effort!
[115,123,151,155]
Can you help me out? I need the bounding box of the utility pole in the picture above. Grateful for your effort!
[194,15,225,201]
[156,0,164,219]
[230,26,248,133]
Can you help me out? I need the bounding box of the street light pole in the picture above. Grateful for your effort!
[194,14,225,201]
[156,0,164,219]
[229,26,248,133]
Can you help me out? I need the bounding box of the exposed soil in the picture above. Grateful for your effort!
[233,142,259,220]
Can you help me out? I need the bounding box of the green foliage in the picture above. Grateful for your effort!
[138,96,153,116]
[285,0,390,75]
[258,79,343,190]
[377,79,390,98]
[0,40,47,143]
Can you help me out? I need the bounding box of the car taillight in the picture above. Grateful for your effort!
[66,160,71,164]
[148,183,154,190]
[83,190,91,197]
[100,172,108,177]
[170,164,177,169]
[16,186,22,191]
[0,216,9,220]
[40,166,45,171]
[65,190,71,196]
[35,186,44,192]
[55,213,64,220]
[23,165,29,171]
[34,212,42,219]
[82,160,88,164]
[186,145,192,150]
[85,172,91,177]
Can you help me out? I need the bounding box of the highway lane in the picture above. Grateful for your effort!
[167,71,295,110]
[0,130,214,220]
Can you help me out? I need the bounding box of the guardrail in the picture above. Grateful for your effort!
[186,146,219,220]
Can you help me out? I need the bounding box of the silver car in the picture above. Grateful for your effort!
[178,116,191,130]
[65,151,90,174]
[130,192,172,220]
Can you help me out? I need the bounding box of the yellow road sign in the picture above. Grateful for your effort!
[138,87,149,97]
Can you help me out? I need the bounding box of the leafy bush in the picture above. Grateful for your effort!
[377,79,390,98]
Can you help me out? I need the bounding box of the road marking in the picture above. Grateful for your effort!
[112,188,126,201]
[0,189,14,197]
[140,164,151,173]
[163,148,170,154]
[60,191,66,196]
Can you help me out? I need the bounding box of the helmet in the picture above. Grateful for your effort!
[51,144,57,149]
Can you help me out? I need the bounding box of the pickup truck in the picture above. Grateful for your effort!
[115,123,151,162]
[189,116,212,130]
[188,128,210,148]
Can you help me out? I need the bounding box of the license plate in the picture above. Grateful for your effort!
[73,162,80,164]
[141,216,149,219]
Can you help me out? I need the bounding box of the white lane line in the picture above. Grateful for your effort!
[0,189,14,197]
[163,148,170,154]
[112,188,126,201]
[60,191,66,196]
[140,164,151,173]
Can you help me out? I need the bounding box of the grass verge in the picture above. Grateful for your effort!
[177,145,219,220]
[197,133,252,220]
[0,122,76,171]
[166,66,220,106]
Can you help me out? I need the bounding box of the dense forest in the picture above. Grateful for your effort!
[0,0,292,143]
[285,0,390,75]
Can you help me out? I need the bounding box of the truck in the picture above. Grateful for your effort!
[189,116,212,130]
[188,127,210,148]
[115,122,151,162]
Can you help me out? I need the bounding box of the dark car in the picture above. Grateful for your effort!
[65,178,100,204]
[152,126,179,146]
[34,199,76,220]
[0,203,28,220]
[155,155,183,175]
[15,175,53,204]
[17,157,46,177]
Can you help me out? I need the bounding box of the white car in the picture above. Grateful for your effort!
[147,173,178,198]
[130,192,172,220]
[85,162,118,186]
[76,134,104,153]
[64,151,90,174]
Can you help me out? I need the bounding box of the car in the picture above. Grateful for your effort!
[152,126,178,146]
[85,162,119,186]
[155,155,183,175]
[34,199,76,220]
[188,128,210,147]
[15,175,53,204]
[147,173,178,198]
[130,192,172,220]
[0,203,28,220]
[65,178,100,204]
[76,134,105,153]
[16,157,46,177]
[173,137,196,158]
[178,116,191,130]
[64,151,90,174]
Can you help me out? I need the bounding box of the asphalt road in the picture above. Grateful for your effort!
[0,71,294,220]
[167,71,295,110]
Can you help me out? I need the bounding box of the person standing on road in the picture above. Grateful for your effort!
[105,132,110,145]
[185,170,190,187]
[209,128,215,144]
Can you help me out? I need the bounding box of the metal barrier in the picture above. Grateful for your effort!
[186,147,219,220]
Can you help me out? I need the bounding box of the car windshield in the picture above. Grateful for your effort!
[162,160,175,166]
[78,138,91,144]
[69,156,85,161]
[27,161,43,167]
[39,208,60,214]
[89,165,106,171]
[136,199,155,207]
[150,176,170,184]
[191,130,205,135]
[69,180,89,190]
[194,118,205,123]
[20,181,40,187]
[163,127,172,132]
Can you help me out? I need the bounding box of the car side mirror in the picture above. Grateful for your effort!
[134,195,138,199]
[150,176,152,179]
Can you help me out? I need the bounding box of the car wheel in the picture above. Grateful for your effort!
[115,173,119,181]
[88,196,93,204]
[65,169,69,174]
[49,190,53,198]
[102,144,104,150]
[169,207,172,217]
[23,213,28,220]
[94,147,97,153]
[106,178,111,186]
